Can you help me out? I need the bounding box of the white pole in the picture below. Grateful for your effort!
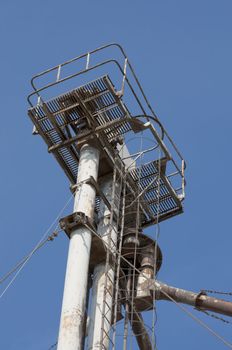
[57,143,100,350]
[87,175,118,350]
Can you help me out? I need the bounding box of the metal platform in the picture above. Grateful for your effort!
[28,76,132,182]
[28,44,185,227]
[128,159,183,224]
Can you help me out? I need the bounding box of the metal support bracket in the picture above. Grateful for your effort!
[70,176,119,221]
[59,212,96,238]
[194,290,208,312]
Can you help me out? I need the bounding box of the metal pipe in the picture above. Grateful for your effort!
[129,310,152,350]
[57,144,100,350]
[136,246,155,299]
[123,267,131,350]
[120,267,153,350]
[81,277,91,350]
[155,281,232,317]
[87,175,118,350]
[87,263,115,350]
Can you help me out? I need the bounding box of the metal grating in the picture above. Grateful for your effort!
[28,75,183,226]
[128,160,182,223]
[28,76,132,183]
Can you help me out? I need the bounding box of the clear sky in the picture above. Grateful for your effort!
[1,0,232,349]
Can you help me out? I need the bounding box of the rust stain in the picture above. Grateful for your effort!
[62,307,84,332]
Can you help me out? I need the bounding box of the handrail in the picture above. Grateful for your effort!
[28,43,185,159]
[27,43,186,199]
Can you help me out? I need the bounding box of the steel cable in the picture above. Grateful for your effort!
[0,192,75,300]
[84,222,232,349]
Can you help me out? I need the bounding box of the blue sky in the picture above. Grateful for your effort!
[1,1,232,349]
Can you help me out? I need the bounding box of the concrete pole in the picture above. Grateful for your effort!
[87,175,119,350]
[57,143,100,350]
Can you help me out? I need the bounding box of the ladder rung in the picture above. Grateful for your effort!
[104,286,114,296]
[101,331,113,345]
[105,275,114,285]
[103,300,112,310]
[102,315,111,325]
[101,328,110,336]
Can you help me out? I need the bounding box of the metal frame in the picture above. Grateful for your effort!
[28,45,185,181]
[26,44,232,350]
[27,43,186,227]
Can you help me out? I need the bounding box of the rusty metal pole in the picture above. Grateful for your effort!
[129,310,152,350]
[57,143,100,350]
[154,281,232,317]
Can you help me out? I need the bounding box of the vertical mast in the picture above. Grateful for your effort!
[57,143,100,350]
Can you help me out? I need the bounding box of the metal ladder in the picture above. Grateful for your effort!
[99,162,125,350]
